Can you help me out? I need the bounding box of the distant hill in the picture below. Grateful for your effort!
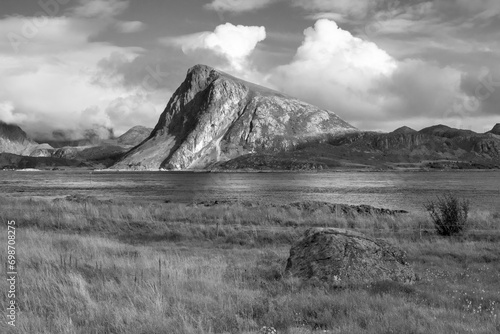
[217,124,500,170]
[0,153,89,170]
[419,124,477,138]
[0,123,148,169]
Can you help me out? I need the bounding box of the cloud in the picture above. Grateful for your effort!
[163,23,266,72]
[267,19,478,131]
[0,15,102,54]
[0,11,164,138]
[115,21,145,33]
[105,93,162,130]
[293,0,389,21]
[72,0,129,18]
[204,0,277,13]
[459,66,500,116]
[378,59,468,120]
[0,101,28,125]
[269,19,397,120]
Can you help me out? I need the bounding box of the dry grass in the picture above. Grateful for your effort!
[0,196,499,333]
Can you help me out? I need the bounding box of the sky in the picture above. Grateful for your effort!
[0,0,499,140]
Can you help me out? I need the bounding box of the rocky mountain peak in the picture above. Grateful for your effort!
[113,64,357,170]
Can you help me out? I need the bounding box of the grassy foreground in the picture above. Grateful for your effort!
[1,197,499,334]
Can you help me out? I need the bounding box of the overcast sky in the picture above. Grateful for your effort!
[1,0,499,139]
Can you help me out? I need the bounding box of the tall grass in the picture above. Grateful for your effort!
[0,197,498,245]
[0,197,499,333]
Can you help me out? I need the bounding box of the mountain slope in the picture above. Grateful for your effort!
[117,126,153,146]
[112,64,357,170]
[0,121,43,155]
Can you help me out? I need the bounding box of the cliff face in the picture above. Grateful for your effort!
[113,65,357,170]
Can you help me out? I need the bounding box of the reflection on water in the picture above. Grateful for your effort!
[1,170,499,212]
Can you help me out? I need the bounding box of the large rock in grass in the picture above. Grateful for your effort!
[285,228,416,285]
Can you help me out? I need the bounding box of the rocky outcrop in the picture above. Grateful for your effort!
[190,200,408,215]
[286,202,408,216]
[285,228,416,286]
[117,126,152,146]
[112,65,357,170]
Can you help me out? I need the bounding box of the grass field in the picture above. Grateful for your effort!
[1,196,499,333]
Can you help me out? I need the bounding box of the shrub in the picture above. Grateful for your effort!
[424,193,470,236]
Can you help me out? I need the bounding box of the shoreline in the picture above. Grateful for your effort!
[3,168,500,173]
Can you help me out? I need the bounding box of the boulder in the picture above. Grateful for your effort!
[285,228,416,286]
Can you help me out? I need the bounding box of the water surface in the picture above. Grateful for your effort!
[1,170,499,212]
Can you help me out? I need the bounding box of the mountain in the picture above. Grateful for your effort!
[117,126,153,146]
[112,64,357,170]
[218,124,500,170]
[0,121,49,156]
[0,122,149,169]
[48,126,152,167]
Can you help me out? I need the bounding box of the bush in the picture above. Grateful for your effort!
[424,193,470,236]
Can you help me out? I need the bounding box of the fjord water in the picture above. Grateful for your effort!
[1,170,499,212]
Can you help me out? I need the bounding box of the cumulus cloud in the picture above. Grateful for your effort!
[204,0,277,13]
[163,23,266,72]
[267,19,477,130]
[269,19,397,120]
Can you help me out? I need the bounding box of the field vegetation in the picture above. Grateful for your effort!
[1,196,499,333]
